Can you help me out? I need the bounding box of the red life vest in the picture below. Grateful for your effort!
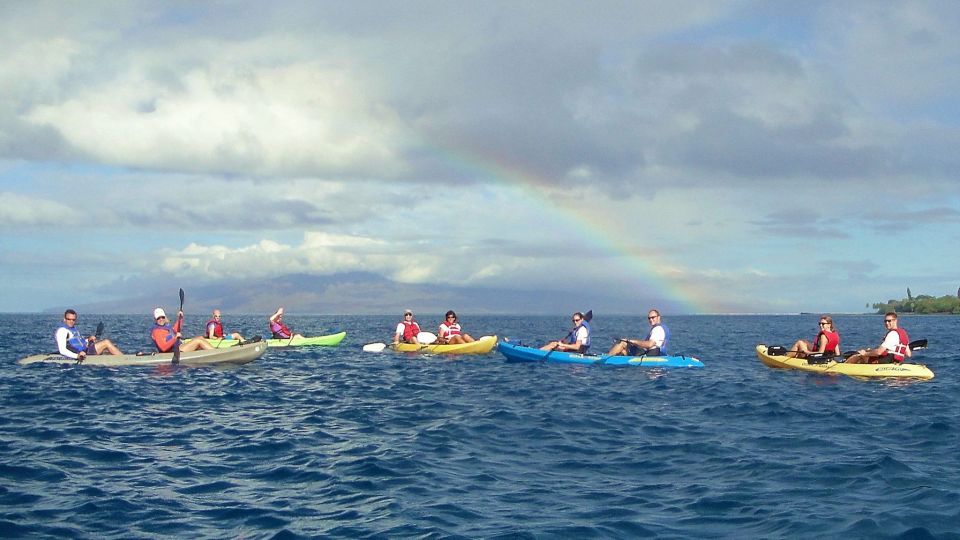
[813,329,840,354]
[270,320,292,339]
[402,321,420,341]
[439,322,461,339]
[882,327,910,362]
[207,319,224,338]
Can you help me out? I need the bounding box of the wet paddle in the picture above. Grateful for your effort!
[95,321,104,340]
[172,288,184,365]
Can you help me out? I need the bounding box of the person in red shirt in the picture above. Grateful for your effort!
[150,307,214,353]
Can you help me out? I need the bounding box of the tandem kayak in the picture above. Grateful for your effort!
[755,345,934,380]
[393,335,498,354]
[18,342,268,367]
[497,341,704,368]
[188,331,346,348]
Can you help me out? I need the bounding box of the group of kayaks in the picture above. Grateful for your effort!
[17,330,934,381]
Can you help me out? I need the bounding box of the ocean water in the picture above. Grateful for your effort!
[2,312,959,539]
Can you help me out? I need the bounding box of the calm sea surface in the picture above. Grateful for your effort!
[2,313,959,539]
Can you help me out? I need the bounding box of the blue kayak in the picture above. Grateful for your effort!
[497,341,704,368]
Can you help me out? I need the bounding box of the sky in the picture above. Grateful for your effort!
[1,1,959,315]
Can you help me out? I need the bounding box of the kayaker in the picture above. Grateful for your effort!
[607,309,668,356]
[786,315,840,358]
[151,307,214,353]
[54,309,122,361]
[269,307,303,340]
[207,309,245,341]
[541,311,591,353]
[393,309,421,345]
[845,312,911,364]
[437,310,475,344]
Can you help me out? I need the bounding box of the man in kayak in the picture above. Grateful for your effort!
[541,311,591,353]
[55,309,122,362]
[786,315,840,358]
[394,309,421,345]
[607,309,668,356]
[845,312,911,364]
[437,310,475,344]
[151,308,215,353]
[268,307,303,340]
[207,309,245,341]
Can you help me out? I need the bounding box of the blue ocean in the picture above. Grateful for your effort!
[2,313,959,539]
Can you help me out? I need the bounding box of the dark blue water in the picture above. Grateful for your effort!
[2,313,959,538]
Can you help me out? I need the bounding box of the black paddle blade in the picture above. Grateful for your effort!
[178,288,185,310]
[583,309,593,322]
[909,339,927,350]
[95,322,104,339]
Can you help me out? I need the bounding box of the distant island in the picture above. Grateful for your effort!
[872,287,960,314]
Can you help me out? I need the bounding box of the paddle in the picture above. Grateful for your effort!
[172,288,184,365]
[95,321,104,340]
[362,331,438,353]
[841,339,927,360]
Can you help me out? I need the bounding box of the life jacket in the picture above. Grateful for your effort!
[881,328,910,362]
[402,320,420,341]
[566,321,591,350]
[812,329,840,354]
[59,323,88,354]
[270,320,292,339]
[439,322,461,338]
[207,319,224,338]
[647,323,670,355]
[151,323,178,353]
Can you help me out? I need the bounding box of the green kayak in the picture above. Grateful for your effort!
[190,331,347,348]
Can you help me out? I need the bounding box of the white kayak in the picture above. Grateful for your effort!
[18,342,268,367]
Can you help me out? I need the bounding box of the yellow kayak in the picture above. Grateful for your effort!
[756,345,934,380]
[394,335,498,354]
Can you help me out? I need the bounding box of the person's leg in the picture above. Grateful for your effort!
[93,339,122,355]
[607,341,627,355]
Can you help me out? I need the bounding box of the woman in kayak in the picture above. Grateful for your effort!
[55,309,122,362]
[437,310,475,344]
[151,307,215,352]
[207,309,245,341]
[269,307,303,340]
[541,311,591,353]
[786,315,840,358]
[393,309,421,345]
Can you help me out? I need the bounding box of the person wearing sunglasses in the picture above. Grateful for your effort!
[206,309,245,341]
[150,307,214,353]
[54,309,122,361]
[846,312,911,364]
[268,307,303,340]
[607,309,668,356]
[540,311,591,353]
[786,315,840,358]
[393,309,421,345]
[437,310,475,344]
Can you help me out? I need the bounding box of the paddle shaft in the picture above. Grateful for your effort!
[172,288,184,364]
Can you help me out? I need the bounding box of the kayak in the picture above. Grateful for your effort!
[18,342,268,367]
[755,344,934,380]
[393,335,498,354]
[188,331,347,348]
[497,341,704,368]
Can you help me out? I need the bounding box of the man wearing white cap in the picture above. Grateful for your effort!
[393,309,421,345]
[150,307,214,353]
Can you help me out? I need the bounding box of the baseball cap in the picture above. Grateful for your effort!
[153,307,166,319]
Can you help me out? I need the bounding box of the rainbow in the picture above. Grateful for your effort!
[430,145,723,314]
